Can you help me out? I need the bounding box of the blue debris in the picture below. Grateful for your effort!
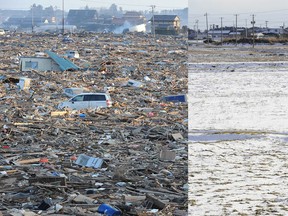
[162,94,187,103]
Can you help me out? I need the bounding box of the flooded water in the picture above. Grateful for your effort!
[188,62,288,215]
[189,134,288,215]
[189,64,288,132]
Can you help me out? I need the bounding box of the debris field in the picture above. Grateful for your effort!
[0,32,188,216]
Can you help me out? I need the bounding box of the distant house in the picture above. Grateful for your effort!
[188,28,196,40]
[228,31,242,37]
[262,28,284,36]
[4,16,42,29]
[97,14,114,25]
[67,9,98,27]
[151,15,180,35]
[113,11,146,26]
[245,27,284,38]
[20,50,80,72]
[123,11,146,25]
[208,30,231,38]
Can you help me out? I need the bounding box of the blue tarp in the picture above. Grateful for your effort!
[163,94,187,103]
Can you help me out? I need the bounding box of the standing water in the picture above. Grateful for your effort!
[188,58,288,215]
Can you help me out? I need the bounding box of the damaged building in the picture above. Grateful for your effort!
[151,15,181,35]
[19,50,80,72]
[66,9,98,30]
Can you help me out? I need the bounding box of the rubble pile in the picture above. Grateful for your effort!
[0,32,188,215]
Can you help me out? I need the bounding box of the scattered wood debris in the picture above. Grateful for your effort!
[0,32,188,215]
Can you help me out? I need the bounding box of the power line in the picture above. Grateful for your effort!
[190,13,287,30]
[235,14,239,46]
[251,14,255,48]
[192,9,288,18]
[191,8,288,17]
[62,0,65,35]
[204,13,209,43]
[196,19,199,42]
[249,8,288,14]
[220,17,223,45]
[150,5,155,38]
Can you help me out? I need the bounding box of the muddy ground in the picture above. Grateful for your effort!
[189,43,288,63]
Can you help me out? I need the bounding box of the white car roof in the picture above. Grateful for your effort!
[74,92,108,96]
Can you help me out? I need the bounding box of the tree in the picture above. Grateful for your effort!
[44,6,54,17]
[119,7,123,13]
[109,4,118,15]
[30,4,43,18]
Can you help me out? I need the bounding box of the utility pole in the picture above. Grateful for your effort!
[31,5,34,33]
[204,13,209,43]
[235,14,238,46]
[220,17,223,45]
[150,5,156,38]
[196,19,199,42]
[251,14,255,48]
[245,19,248,38]
[212,24,215,40]
[62,0,65,35]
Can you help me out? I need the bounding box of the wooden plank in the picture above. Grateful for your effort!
[6,170,18,174]
[160,149,176,161]
[171,133,183,140]
[124,195,146,203]
[16,158,40,165]
[146,194,167,209]
[13,122,33,126]
[31,183,67,188]
[29,176,67,186]
[51,111,69,117]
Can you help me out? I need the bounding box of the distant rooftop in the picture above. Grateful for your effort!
[152,15,179,21]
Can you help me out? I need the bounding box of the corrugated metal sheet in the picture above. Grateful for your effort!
[74,154,104,169]
[45,50,80,71]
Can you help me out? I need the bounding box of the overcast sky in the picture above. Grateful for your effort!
[189,0,288,30]
[0,0,187,11]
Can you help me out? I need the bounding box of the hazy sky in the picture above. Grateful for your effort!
[189,0,288,30]
[0,0,187,11]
